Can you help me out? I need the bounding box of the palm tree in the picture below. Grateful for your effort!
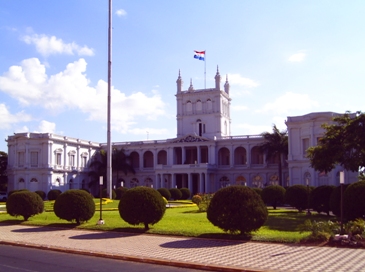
[88,150,107,190]
[112,148,135,185]
[260,125,288,186]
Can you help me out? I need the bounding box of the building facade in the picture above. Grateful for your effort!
[6,69,358,194]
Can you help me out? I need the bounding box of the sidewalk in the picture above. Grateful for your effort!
[1,223,365,272]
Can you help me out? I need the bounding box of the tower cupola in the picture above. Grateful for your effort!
[176,70,183,93]
[224,74,230,94]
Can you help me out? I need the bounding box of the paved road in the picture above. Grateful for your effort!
[0,244,204,272]
[1,223,365,272]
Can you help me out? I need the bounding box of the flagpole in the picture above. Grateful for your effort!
[107,0,112,199]
[204,50,206,89]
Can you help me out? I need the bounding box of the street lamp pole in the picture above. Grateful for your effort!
[306,178,311,216]
[97,176,105,225]
[340,171,345,235]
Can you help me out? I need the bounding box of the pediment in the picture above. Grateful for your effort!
[170,134,210,143]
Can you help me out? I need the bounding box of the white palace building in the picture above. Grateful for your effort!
[6,69,358,195]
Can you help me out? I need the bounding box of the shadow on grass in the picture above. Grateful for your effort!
[265,210,335,231]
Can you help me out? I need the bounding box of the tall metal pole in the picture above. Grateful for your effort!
[107,0,112,199]
[340,171,345,235]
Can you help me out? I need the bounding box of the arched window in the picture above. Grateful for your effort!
[235,175,246,186]
[196,100,202,111]
[252,175,263,188]
[186,101,192,112]
[144,178,153,187]
[206,99,212,111]
[131,178,139,188]
[219,176,230,188]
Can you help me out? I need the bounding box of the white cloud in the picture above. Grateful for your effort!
[288,52,306,62]
[233,123,272,136]
[116,9,127,17]
[0,58,166,135]
[227,74,259,88]
[0,104,32,130]
[127,128,171,137]
[231,105,249,111]
[21,34,94,57]
[258,92,319,114]
[37,120,56,133]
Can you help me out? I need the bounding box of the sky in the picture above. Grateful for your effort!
[1,0,365,152]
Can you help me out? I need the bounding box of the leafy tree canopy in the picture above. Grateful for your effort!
[307,111,365,173]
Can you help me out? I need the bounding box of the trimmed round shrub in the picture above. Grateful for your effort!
[344,181,365,221]
[261,185,286,209]
[251,187,262,196]
[157,188,171,200]
[8,189,29,198]
[115,187,128,200]
[169,188,182,200]
[80,188,90,194]
[47,189,62,201]
[192,194,202,205]
[119,187,166,230]
[207,186,268,235]
[35,190,46,200]
[102,188,116,199]
[310,185,335,215]
[179,188,191,200]
[6,191,44,221]
[329,184,350,217]
[54,189,95,225]
[285,185,309,212]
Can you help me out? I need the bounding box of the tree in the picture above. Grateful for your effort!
[88,150,107,189]
[112,148,135,182]
[118,187,166,230]
[310,185,335,216]
[307,111,365,173]
[285,185,309,212]
[6,191,44,221]
[0,151,8,191]
[261,185,285,209]
[260,125,288,186]
[54,189,95,225]
[207,186,268,235]
[89,149,135,191]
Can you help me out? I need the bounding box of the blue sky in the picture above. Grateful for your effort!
[1,0,365,152]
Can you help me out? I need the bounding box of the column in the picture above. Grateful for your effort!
[182,147,186,164]
[154,174,159,189]
[199,172,204,193]
[188,173,192,191]
[246,144,251,166]
[197,146,201,164]
[230,146,234,167]
[172,173,176,189]
[139,151,144,169]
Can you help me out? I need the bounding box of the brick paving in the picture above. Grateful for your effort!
[1,223,365,271]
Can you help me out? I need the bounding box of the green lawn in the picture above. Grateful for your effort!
[0,200,335,243]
